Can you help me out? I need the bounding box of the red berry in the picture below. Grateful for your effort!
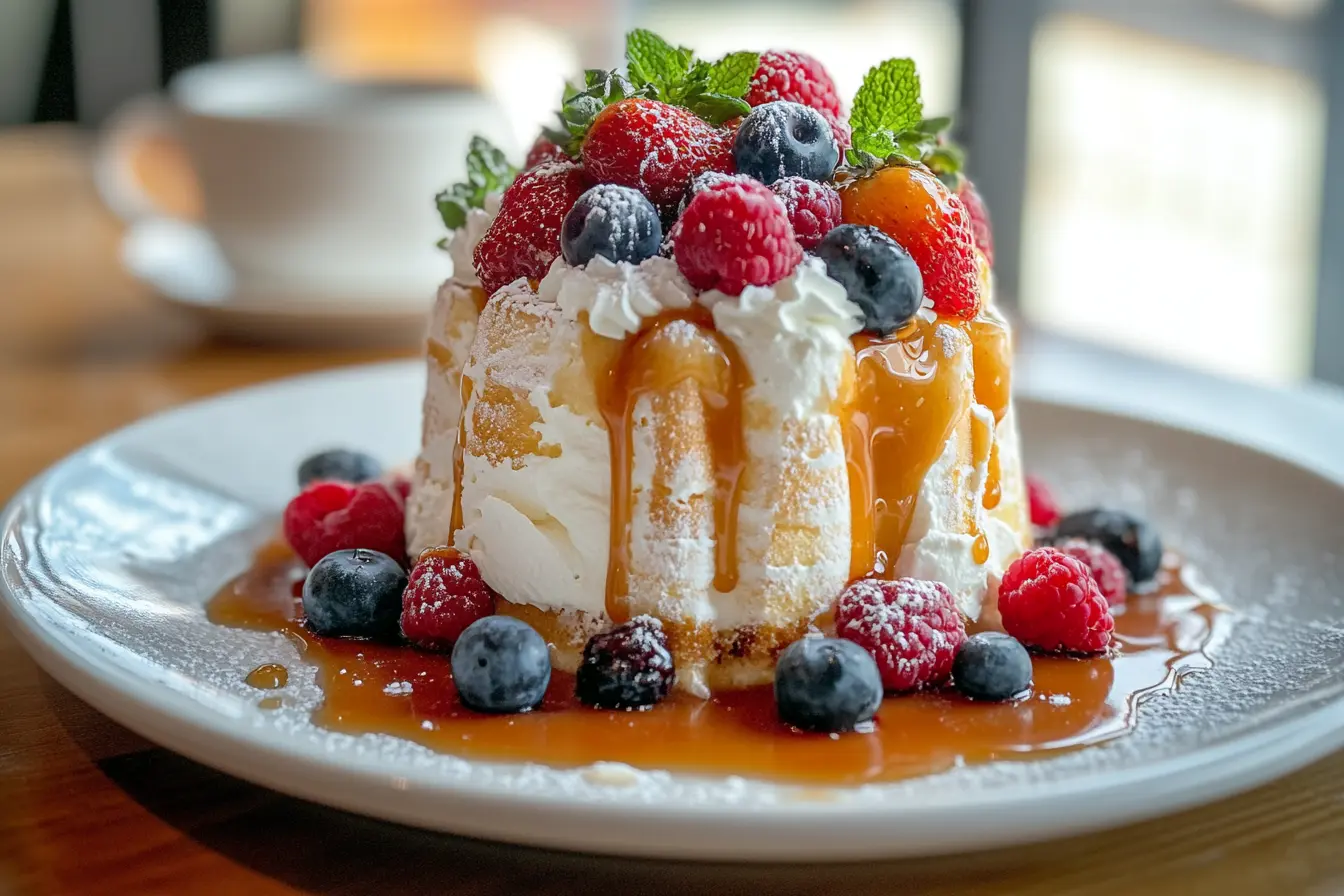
[770,177,841,250]
[1055,538,1128,607]
[999,548,1114,654]
[672,178,802,296]
[747,50,843,121]
[283,481,406,569]
[582,98,734,211]
[524,136,568,169]
[473,161,588,296]
[400,548,496,650]
[1026,475,1061,529]
[958,178,994,265]
[835,577,967,692]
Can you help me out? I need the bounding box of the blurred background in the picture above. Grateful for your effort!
[1,0,1342,387]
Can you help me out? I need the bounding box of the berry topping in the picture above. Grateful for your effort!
[575,615,675,711]
[473,161,588,296]
[745,49,847,148]
[958,178,994,265]
[297,448,381,488]
[672,177,802,296]
[838,164,981,320]
[283,480,406,569]
[561,184,662,268]
[1026,475,1061,529]
[450,616,551,714]
[770,177,841,250]
[835,577,966,692]
[302,549,408,640]
[400,548,497,650]
[732,101,839,185]
[525,136,569,169]
[815,223,923,335]
[999,548,1115,655]
[952,632,1032,702]
[1054,538,1128,607]
[582,98,734,211]
[774,637,883,733]
[1054,508,1163,586]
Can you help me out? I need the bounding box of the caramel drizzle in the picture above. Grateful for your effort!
[596,309,749,622]
[447,372,472,539]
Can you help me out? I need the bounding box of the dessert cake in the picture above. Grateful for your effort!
[406,39,1032,697]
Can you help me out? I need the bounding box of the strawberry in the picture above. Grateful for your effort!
[582,98,734,211]
[524,136,569,169]
[472,161,588,296]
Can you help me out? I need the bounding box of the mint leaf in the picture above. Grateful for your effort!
[849,58,923,160]
[686,93,750,125]
[435,136,516,231]
[625,29,694,99]
[707,51,759,97]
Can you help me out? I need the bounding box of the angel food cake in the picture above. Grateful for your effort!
[404,37,1032,699]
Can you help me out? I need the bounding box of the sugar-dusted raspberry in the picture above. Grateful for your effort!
[575,615,675,710]
[835,577,967,692]
[747,50,843,122]
[282,481,406,569]
[524,136,568,169]
[1026,475,1061,529]
[672,177,802,296]
[473,161,588,296]
[999,548,1114,654]
[1054,538,1128,607]
[400,547,497,650]
[770,177,841,250]
[582,98,734,211]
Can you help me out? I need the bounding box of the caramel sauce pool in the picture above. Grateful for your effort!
[208,541,1227,786]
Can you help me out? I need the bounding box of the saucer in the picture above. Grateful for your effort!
[3,361,1344,861]
[122,218,438,346]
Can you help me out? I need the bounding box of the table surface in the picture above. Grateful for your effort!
[3,126,1344,896]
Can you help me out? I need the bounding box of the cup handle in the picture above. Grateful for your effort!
[93,94,202,223]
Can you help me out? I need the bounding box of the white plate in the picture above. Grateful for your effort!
[3,361,1344,862]
[122,218,433,346]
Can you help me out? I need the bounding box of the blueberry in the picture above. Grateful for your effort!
[774,637,883,733]
[732,101,839,185]
[450,616,551,713]
[1053,508,1163,585]
[561,184,662,267]
[952,632,1032,701]
[576,616,675,710]
[815,224,923,335]
[297,449,381,487]
[302,549,407,639]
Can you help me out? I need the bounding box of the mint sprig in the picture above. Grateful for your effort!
[847,58,924,165]
[622,30,757,125]
[435,136,516,231]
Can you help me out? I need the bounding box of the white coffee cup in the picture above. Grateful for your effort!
[97,54,512,303]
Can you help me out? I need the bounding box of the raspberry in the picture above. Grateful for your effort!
[746,51,848,152]
[770,177,841,250]
[582,98,734,211]
[400,548,497,650]
[999,548,1114,654]
[575,616,675,710]
[473,161,588,296]
[1026,475,1061,529]
[835,578,966,692]
[283,481,406,569]
[672,178,802,295]
[524,136,568,169]
[958,178,994,265]
[1054,538,1128,608]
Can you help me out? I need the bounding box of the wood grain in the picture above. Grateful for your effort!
[1,126,1343,895]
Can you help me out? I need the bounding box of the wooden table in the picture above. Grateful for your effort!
[2,127,1343,895]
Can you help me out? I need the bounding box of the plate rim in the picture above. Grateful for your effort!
[4,359,1344,860]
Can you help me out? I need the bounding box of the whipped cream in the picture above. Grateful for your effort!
[708,258,862,418]
[445,192,502,288]
[539,255,694,340]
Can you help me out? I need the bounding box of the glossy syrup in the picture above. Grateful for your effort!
[207,541,1228,786]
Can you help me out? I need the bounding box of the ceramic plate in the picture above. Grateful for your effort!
[3,361,1344,861]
